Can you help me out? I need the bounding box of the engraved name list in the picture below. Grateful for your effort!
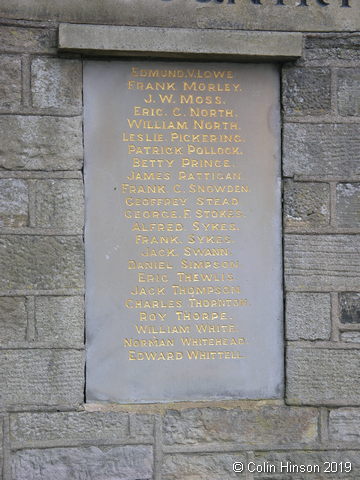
[84,61,283,403]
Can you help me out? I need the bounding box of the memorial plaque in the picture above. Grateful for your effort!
[84,61,283,403]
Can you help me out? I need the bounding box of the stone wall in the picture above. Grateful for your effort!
[0,13,359,480]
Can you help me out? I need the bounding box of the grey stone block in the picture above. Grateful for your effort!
[329,408,360,442]
[0,236,84,291]
[283,124,360,177]
[336,183,360,228]
[129,414,155,438]
[59,24,302,60]
[34,179,84,231]
[253,451,360,479]
[0,25,56,53]
[304,35,360,64]
[341,331,360,343]
[31,57,82,111]
[287,346,360,406]
[12,445,153,480]
[339,293,360,324]
[0,115,82,170]
[0,349,84,407]
[286,293,331,341]
[285,235,360,291]
[35,296,84,346]
[338,69,360,116]
[283,180,330,228]
[163,406,318,446]
[0,179,28,228]
[162,453,245,480]
[0,55,21,109]
[10,411,129,447]
[283,67,331,116]
[0,297,27,344]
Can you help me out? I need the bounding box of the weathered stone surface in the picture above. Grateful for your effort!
[339,293,360,324]
[31,57,82,111]
[162,453,245,480]
[0,25,56,53]
[329,408,360,442]
[0,349,84,407]
[286,293,331,341]
[0,236,84,291]
[338,69,360,116]
[336,183,360,228]
[282,67,331,116]
[283,180,330,228]
[34,180,84,231]
[285,235,360,291]
[0,179,28,227]
[304,34,360,65]
[283,124,360,177]
[0,297,27,344]
[10,411,129,446]
[12,445,153,480]
[287,347,360,406]
[0,116,83,170]
[163,406,318,446]
[2,1,359,32]
[253,451,360,479]
[0,55,21,109]
[341,331,360,343]
[35,296,84,346]
[59,24,302,60]
[129,414,155,438]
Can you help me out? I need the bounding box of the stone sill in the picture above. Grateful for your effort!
[58,24,303,61]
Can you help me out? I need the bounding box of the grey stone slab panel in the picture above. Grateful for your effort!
[59,24,302,60]
[283,123,360,177]
[283,180,330,228]
[338,69,360,116]
[162,452,245,480]
[0,297,27,344]
[35,296,84,346]
[0,236,84,292]
[1,0,359,32]
[341,331,360,343]
[0,179,28,228]
[0,116,83,171]
[287,346,360,406]
[10,411,130,447]
[282,67,331,116]
[339,292,360,324]
[33,179,84,231]
[336,183,360,228]
[0,55,21,110]
[0,26,56,53]
[163,406,318,446]
[286,293,331,341]
[0,349,84,408]
[329,408,360,442]
[304,34,360,65]
[285,235,360,291]
[84,61,283,403]
[253,451,360,479]
[31,57,82,112]
[12,445,153,480]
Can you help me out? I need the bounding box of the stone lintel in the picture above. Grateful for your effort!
[58,24,303,61]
